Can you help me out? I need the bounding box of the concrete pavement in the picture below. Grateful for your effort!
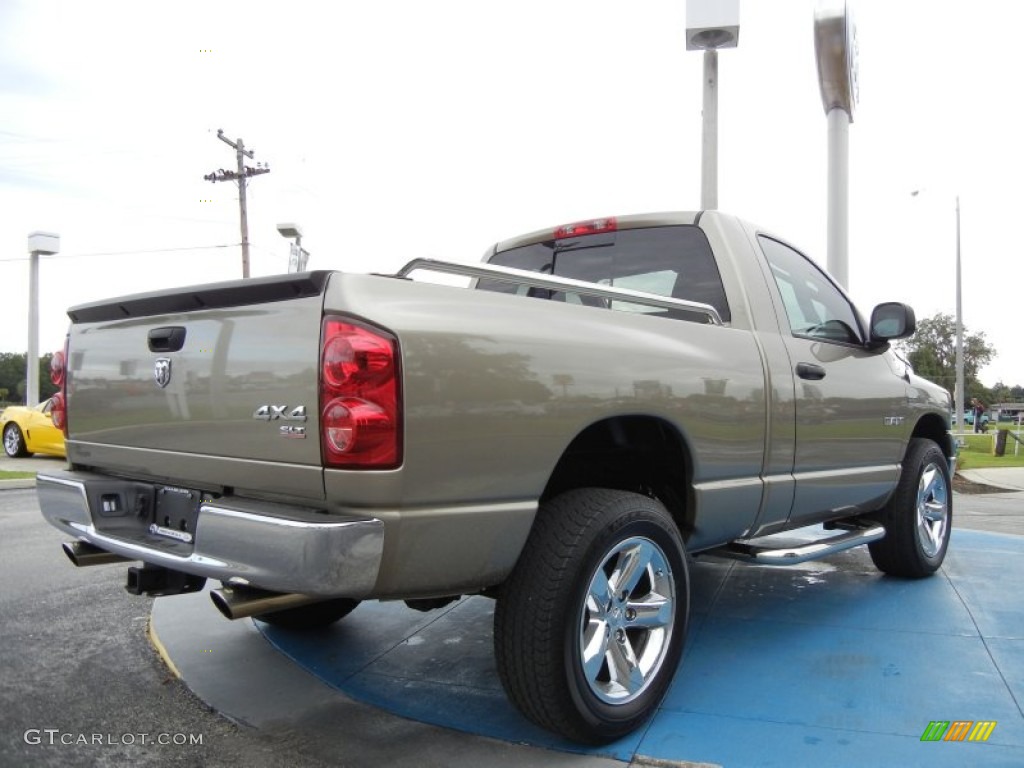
[151,526,1024,767]
[960,467,1024,491]
[0,454,67,489]
[8,453,1024,766]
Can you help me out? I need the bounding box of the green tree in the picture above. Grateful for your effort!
[0,353,26,402]
[897,313,996,406]
[0,352,58,404]
[39,353,58,400]
[989,381,1012,404]
[988,382,1024,405]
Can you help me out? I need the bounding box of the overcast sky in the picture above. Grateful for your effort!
[1,0,1021,386]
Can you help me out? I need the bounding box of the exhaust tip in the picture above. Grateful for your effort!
[209,586,323,621]
[63,541,130,567]
[61,541,80,566]
[209,588,235,620]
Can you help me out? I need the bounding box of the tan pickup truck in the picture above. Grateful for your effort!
[38,211,954,744]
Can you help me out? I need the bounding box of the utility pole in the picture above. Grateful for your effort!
[204,129,270,278]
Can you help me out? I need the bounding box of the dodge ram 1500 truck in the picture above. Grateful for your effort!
[37,211,954,744]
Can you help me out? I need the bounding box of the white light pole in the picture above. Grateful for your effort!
[26,232,60,407]
[276,222,309,273]
[911,190,964,431]
[686,0,740,210]
[814,1,858,289]
[954,195,964,433]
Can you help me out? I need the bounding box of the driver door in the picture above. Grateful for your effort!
[758,236,908,527]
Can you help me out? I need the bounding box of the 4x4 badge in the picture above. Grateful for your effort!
[253,404,308,422]
[154,358,172,388]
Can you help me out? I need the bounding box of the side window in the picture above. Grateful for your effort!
[758,236,862,344]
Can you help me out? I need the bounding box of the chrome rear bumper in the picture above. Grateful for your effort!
[37,470,383,598]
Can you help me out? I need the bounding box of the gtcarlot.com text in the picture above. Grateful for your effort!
[24,729,204,747]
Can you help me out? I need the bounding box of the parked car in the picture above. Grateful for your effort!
[956,411,990,430]
[1,398,66,458]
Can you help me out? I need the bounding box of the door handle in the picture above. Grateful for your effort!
[796,362,826,381]
[148,326,187,353]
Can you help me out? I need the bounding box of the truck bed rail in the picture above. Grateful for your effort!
[396,258,724,325]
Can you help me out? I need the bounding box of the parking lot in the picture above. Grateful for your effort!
[3,459,1023,767]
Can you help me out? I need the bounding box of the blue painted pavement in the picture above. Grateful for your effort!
[259,528,1024,767]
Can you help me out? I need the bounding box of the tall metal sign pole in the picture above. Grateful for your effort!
[814,1,859,289]
[686,0,740,210]
[204,130,270,279]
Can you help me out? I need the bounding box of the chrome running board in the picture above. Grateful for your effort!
[706,525,886,566]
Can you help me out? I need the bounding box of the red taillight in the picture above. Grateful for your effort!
[50,350,66,387]
[51,392,66,431]
[320,318,401,469]
[51,341,68,436]
[554,217,617,239]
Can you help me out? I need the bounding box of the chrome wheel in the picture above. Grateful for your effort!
[869,438,952,578]
[916,461,949,559]
[495,488,689,744]
[4,424,25,457]
[580,535,676,705]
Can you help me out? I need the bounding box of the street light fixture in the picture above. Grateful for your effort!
[276,222,309,273]
[911,190,964,433]
[26,231,60,407]
[686,0,740,211]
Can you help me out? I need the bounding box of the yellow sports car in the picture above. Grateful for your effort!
[1,398,66,458]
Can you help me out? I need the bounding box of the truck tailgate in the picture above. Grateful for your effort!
[64,272,330,500]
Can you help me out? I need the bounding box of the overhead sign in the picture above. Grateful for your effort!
[814,1,859,120]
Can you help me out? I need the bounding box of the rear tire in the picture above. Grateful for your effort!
[494,488,689,744]
[3,423,29,458]
[868,438,951,578]
[255,598,360,630]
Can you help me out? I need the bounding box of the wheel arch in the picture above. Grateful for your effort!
[910,413,954,465]
[541,415,695,538]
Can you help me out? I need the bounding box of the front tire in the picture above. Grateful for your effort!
[494,488,689,744]
[3,423,29,458]
[868,438,952,578]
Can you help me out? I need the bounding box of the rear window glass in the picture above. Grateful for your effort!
[477,225,730,323]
